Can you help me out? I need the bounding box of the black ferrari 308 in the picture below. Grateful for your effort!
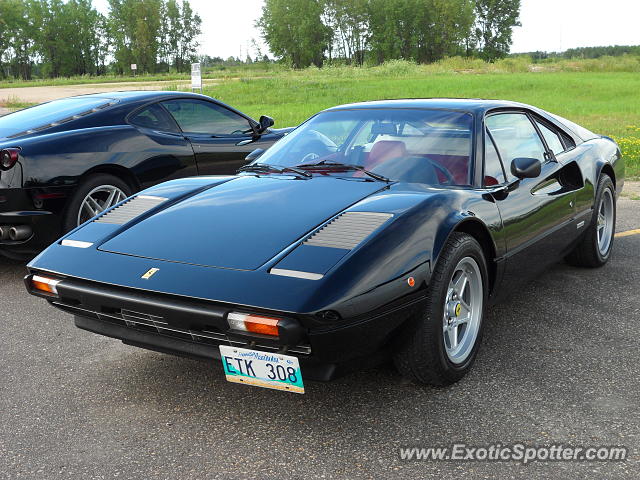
[0,91,290,258]
[26,99,624,392]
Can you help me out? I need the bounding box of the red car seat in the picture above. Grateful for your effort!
[363,141,407,170]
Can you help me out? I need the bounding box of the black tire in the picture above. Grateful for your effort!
[393,232,488,386]
[565,174,616,268]
[62,174,133,232]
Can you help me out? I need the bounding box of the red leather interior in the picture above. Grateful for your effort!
[363,141,407,170]
[360,141,471,185]
[425,154,469,185]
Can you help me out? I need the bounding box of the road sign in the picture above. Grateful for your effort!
[131,64,137,70]
[191,62,202,91]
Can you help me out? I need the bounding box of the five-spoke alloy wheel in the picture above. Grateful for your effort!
[394,232,488,386]
[566,174,616,268]
[77,185,127,226]
[442,257,483,365]
[63,174,133,232]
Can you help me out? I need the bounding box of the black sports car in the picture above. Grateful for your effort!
[26,99,624,392]
[0,91,291,258]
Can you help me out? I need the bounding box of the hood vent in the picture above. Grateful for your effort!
[95,194,167,225]
[303,211,393,250]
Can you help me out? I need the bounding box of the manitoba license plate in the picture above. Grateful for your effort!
[219,345,304,394]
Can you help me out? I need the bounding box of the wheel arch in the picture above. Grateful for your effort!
[434,216,498,296]
[599,162,615,187]
[77,164,141,193]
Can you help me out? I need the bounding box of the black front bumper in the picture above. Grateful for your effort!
[73,315,341,381]
[31,275,426,381]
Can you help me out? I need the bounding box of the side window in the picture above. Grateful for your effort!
[162,99,252,136]
[536,120,564,155]
[486,113,546,180]
[484,129,505,186]
[128,103,179,132]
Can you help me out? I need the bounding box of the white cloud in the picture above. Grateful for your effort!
[511,0,640,53]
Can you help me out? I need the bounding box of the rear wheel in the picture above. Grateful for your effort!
[393,233,488,386]
[565,174,616,268]
[63,174,133,232]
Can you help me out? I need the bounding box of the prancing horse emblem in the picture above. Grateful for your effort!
[141,268,160,279]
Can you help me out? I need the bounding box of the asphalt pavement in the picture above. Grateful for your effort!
[1,196,639,479]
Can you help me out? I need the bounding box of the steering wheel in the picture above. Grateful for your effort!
[295,130,338,165]
[301,152,320,163]
[230,129,252,135]
[424,157,456,185]
[368,156,458,185]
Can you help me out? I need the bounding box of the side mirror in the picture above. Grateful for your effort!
[511,157,542,179]
[257,115,275,134]
[245,148,265,162]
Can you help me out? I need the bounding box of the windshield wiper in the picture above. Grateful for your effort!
[237,163,311,178]
[296,160,390,182]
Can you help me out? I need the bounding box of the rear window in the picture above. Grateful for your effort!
[549,113,597,142]
[0,97,115,138]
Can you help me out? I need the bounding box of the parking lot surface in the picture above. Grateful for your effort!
[1,196,639,479]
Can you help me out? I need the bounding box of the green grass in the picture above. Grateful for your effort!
[0,65,281,89]
[0,95,35,109]
[2,59,639,177]
[199,65,640,177]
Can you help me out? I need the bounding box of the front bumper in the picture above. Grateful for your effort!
[28,274,426,381]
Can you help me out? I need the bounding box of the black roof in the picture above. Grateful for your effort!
[64,90,213,103]
[325,98,531,114]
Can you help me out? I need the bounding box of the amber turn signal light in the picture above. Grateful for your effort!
[227,312,280,337]
[30,275,61,296]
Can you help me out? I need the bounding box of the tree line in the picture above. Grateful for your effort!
[520,45,640,61]
[0,0,201,79]
[258,0,521,68]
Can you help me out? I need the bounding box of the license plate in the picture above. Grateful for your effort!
[219,345,304,394]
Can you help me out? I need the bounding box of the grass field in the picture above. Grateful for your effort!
[199,63,640,177]
[1,58,639,177]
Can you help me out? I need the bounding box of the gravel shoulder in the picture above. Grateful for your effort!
[0,79,221,104]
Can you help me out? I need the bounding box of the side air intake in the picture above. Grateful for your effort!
[95,195,167,225]
[303,211,393,250]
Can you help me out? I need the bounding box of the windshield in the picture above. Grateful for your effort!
[0,97,114,138]
[255,108,474,186]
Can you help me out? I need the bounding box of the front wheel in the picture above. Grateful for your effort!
[393,233,488,386]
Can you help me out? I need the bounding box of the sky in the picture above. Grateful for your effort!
[94,0,640,58]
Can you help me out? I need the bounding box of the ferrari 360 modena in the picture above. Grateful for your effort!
[25,99,624,393]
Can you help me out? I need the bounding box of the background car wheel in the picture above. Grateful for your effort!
[565,174,616,268]
[393,232,488,386]
[63,174,133,232]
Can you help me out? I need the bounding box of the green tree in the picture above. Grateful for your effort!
[159,0,181,69]
[322,0,369,65]
[367,0,474,64]
[108,0,162,74]
[257,0,331,68]
[29,0,104,77]
[67,0,106,75]
[474,0,521,61]
[177,0,201,72]
[0,0,26,77]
